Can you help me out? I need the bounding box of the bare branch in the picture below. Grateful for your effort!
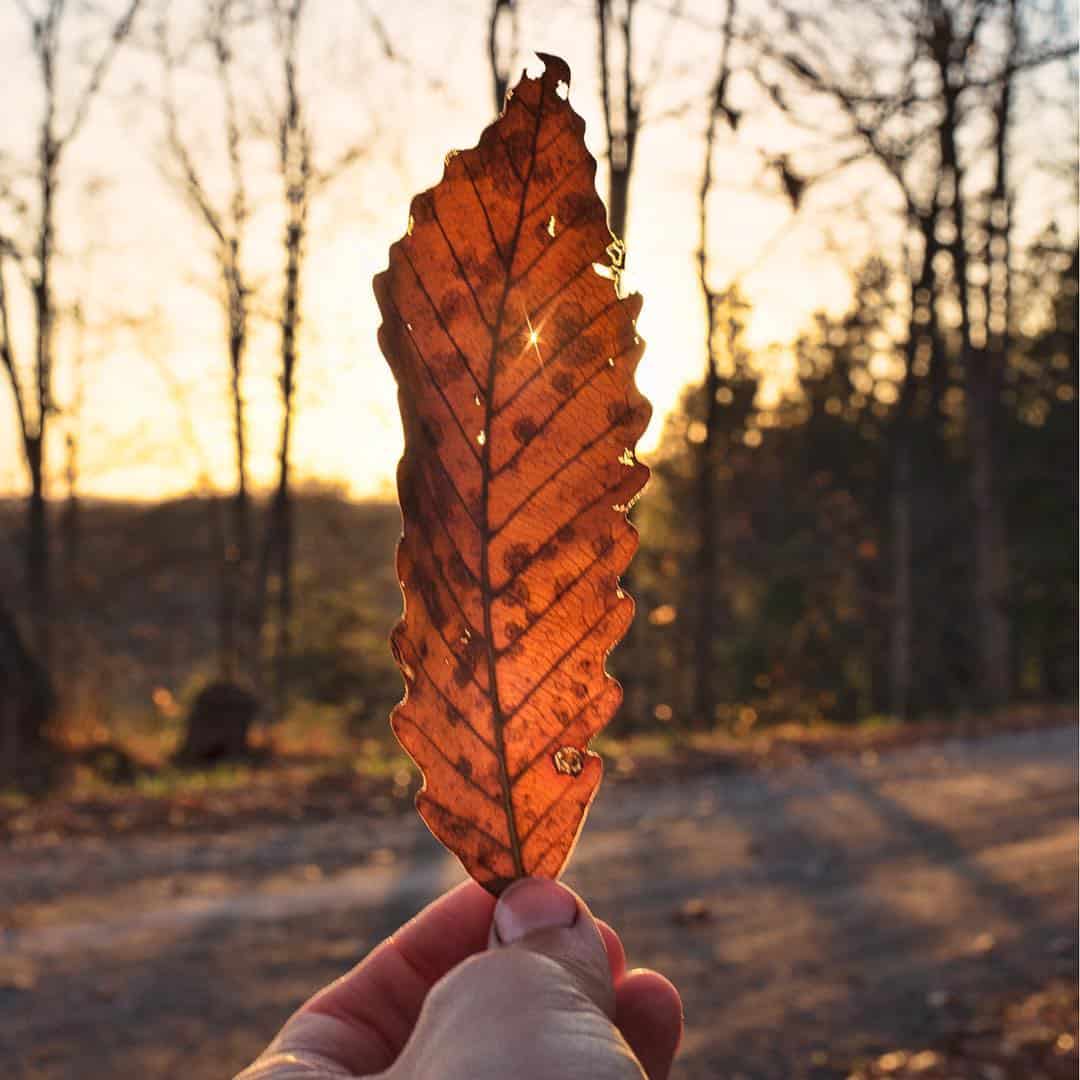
[0,241,31,450]
[59,0,144,149]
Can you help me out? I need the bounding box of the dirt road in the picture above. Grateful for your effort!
[2,726,1076,1079]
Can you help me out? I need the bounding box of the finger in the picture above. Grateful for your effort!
[614,968,684,1080]
[598,918,627,983]
[488,877,615,1017]
[281,879,495,1074]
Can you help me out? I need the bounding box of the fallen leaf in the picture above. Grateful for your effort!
[374,54,650,893]
[672,897,713,925]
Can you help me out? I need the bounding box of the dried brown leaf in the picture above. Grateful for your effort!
[374,54,650,894]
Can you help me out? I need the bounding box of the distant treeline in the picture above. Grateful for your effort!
[621,248,1078,729]
[3,245,1075,745]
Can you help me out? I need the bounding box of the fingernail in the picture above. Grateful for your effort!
[493,878,578,944]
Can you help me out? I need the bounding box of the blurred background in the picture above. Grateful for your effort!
[0,1,1076,1078]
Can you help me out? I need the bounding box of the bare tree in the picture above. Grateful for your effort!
[0,0,142,672]
[157,0,254,683]
[692,0,738,726]
[0,589,55,782]
[754,0,1075,713]
[248,0,372,720]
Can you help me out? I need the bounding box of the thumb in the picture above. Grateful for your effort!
[385,878,643,1079]
[487,877,615,1017]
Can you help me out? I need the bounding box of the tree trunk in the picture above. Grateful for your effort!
[933,24,1010,710]
[488,0,516,116]
[967,375,1010,706]
[175,680,257,765]
[691,24,736,729]
[694,349,720,727]
[889,204,939,720]
[0,595,54,784]
[969,0,1018,712]
[222,288,249,682]
[273,481,293,718]
[888,435,913,720]
[26,436,50,665]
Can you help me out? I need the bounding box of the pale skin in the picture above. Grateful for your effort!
[239,877,684,1079]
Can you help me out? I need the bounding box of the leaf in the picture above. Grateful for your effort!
[373,54,650,894]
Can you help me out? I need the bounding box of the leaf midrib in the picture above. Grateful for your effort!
[480,82,547,880]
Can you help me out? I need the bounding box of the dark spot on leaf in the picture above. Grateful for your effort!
[557,523,575,543]
[440,290,465,321]
[503,543,531,576]
[478,132,516,193]
[573,681,588,700]
[557,191,594,227]
[453,657,474,688]
[564,334,597,367]
[592,534,615,557]
[504,621,523,641]
[552,371,575,396]
[476,254,502,288]
[502,579,530,607]
[457,756,473,779]
[553,300,585,339]
[419,574,447,630]
[422,417,443,448]
[433,350,466,387]
[513,417,538,444]
[532,160,554,187]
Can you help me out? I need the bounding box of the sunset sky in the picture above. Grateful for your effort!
[0,0,1070,501]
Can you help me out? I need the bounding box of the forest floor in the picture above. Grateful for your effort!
[1,723,1077,1079]
[2,704,1071,845]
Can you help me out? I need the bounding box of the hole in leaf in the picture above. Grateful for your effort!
[547,215,557,237]
[553,746,584,776]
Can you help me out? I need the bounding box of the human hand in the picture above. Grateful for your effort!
[238,877,683,1079]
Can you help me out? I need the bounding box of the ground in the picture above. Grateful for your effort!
[1,724,1076,1078]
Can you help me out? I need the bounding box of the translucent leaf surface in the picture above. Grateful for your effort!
[374,54,650,894]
